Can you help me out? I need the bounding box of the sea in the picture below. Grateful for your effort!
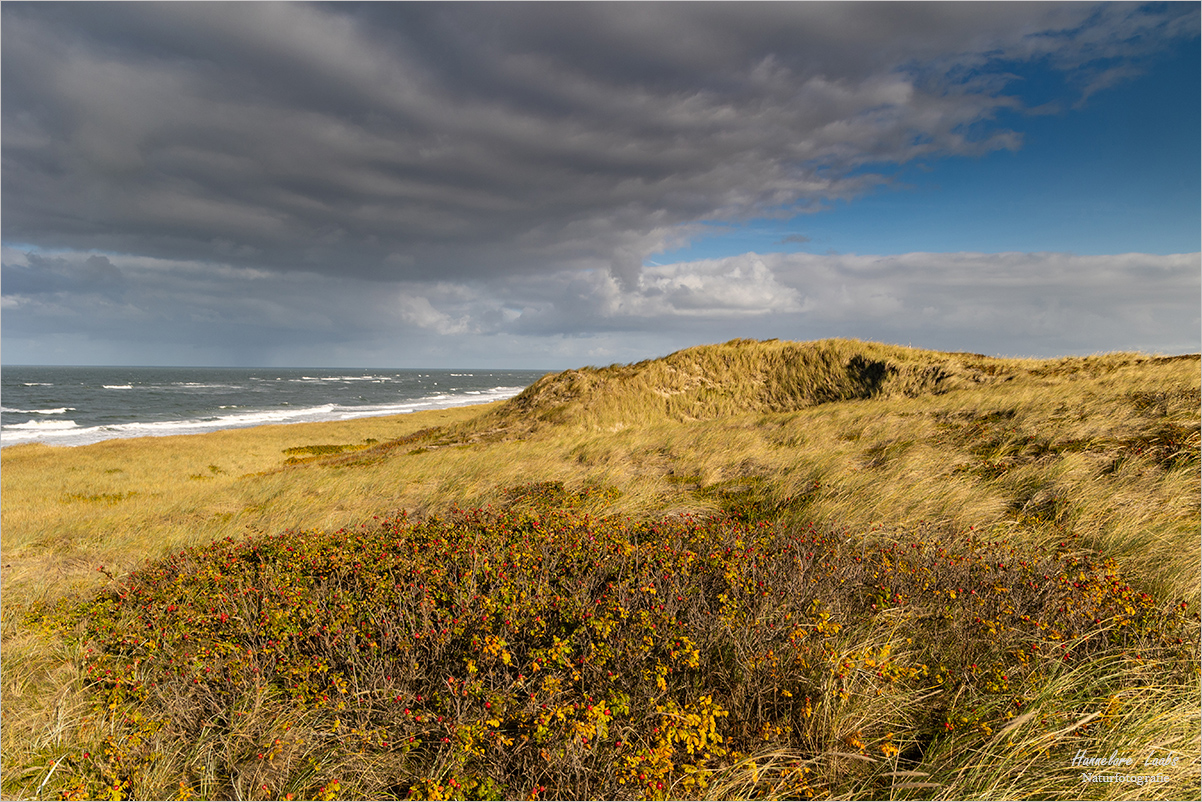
[1,366,547,448]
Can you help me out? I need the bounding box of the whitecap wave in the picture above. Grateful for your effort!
[5,419,79,431]
[0,386,525,448]
[171,382,238,389]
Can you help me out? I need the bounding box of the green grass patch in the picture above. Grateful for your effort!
[282,440,383,465]
[60,492,139,505]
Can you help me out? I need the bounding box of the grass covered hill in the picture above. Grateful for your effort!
[2,338,1199,800]
[467,338,1020,435]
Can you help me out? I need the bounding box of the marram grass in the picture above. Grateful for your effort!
[2,338,1198,800]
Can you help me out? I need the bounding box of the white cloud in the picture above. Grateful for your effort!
[631,258,804,317]
[396,294,472,335]
[367,249,1200,357]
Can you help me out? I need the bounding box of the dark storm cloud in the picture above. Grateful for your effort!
[2,252,125,297]
[5,1,1193,287]
[1,246,404,363]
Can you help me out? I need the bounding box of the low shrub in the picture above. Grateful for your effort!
[39,496,1196,800]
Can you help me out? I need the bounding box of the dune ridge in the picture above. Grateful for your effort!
[3,338,1198,801]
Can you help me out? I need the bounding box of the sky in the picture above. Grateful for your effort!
[2,1,1199,369]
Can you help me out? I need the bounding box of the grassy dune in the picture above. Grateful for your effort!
[2,338,1198,800]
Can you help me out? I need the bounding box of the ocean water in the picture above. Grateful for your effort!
[1,366,546,448]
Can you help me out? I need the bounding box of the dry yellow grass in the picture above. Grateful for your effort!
[0,403,497,619]
[4,339,1196,614]
[2,338,1198,800]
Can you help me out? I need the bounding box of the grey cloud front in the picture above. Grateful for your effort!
[2,2,1198,366]
[4,247,1196,367]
